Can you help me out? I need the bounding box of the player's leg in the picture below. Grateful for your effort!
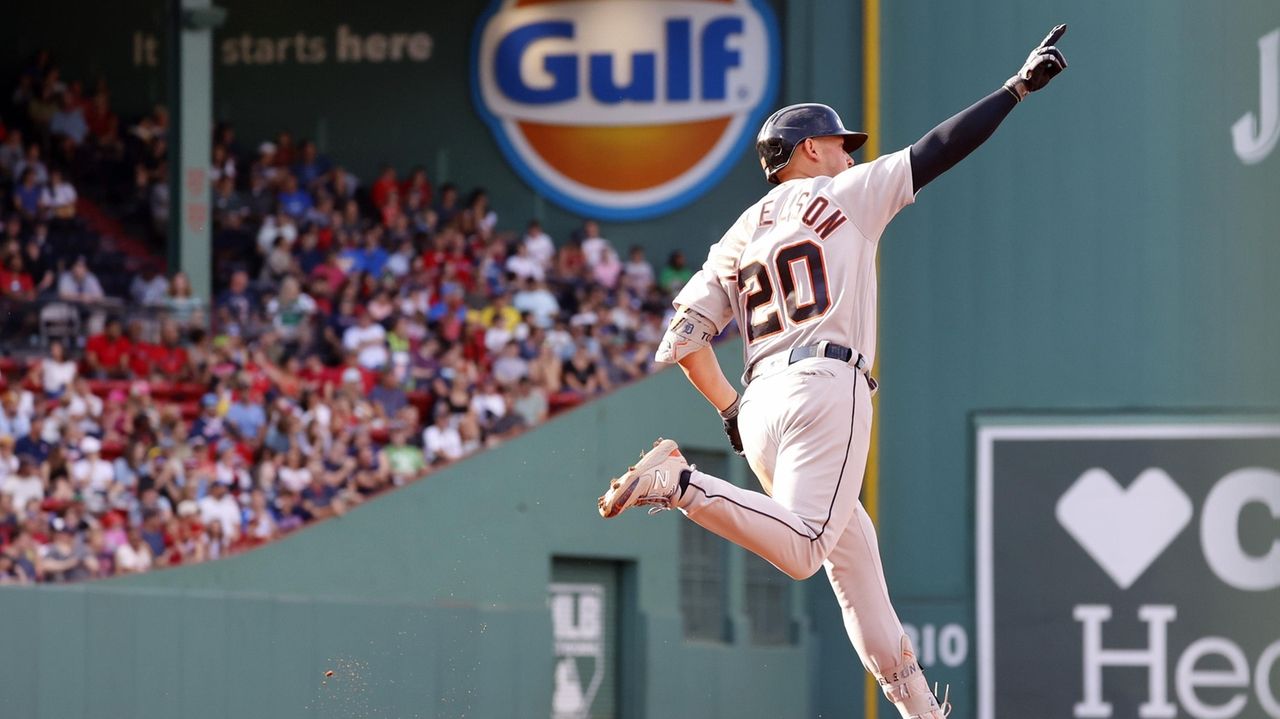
[826,502,949,719]
[679,362,872,579]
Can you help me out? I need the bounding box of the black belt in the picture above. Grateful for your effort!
[746,341,868,383]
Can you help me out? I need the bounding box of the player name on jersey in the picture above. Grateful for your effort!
[758,192,849,237]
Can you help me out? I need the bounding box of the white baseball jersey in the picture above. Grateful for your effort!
[671,148,915,376]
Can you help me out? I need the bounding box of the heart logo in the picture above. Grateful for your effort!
[1055,468,1193,589]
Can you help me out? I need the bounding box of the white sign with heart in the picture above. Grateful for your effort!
[1054,467,1193,590]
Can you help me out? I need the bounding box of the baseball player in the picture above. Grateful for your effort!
[598,26,1069,718]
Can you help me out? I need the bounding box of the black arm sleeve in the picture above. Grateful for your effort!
[909,88,1018,193]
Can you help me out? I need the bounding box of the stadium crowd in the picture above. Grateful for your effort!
[0,51,698,583]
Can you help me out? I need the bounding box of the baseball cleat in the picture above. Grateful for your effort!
[597,438,691,518]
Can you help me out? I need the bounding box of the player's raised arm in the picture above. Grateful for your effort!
[908,24,1068,193]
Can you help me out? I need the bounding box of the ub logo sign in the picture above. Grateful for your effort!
[472,0,780,221]
[549,583,606,719]
[975,419,1280,719]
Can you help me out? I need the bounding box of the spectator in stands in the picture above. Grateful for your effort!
[147,320,191,381]
[252,142,281,187]
[622,245,655,297]
[299,470,342,521]
[592,246,623,289]
[197,478,240,542]
[580,220,614,270]
[130,264,169,306]
[0,129,23,179]
[562,344,607,397]
[0,253,36,302]
[1,215,21,247]
[1,458,44,514]
[57,255,105,303]
[462,189,498,239]
[294,140,330,187]
[512,377,549,427]
[422,405,463,465]
[277,173,313,219]
[265,276,316,354]
[163,270,203,327]
[343,227,389,277]
[113,526,152,574]
[242,488,277,543]
[369,369,406,419]
[225,384,267,447]
[492,341,529,387]
[351,444,389,495]
[49,91,88,146]
[505,241,543,283]
[21,222,55,296]
[38,167,78,221]
[370,164,398,210]
[343,310,388,371]
[37,340,76,398]
[0,391,32,439]
[212,175,248,228]
[0,551,30,584]
[216,269,255,333]
[40,518,98,582]
[522,219,555,270]
[13,143,48,185]
[190,394,224,443]
[84,317,132,379]
[457,412,483,455]
[210,142,235,184]
[659,249,693,293]
[12,168,42,221]
[16,416,51,462]
[380,425,426,485]
[72,436,118,511]
[553,238,587,283]
[84,89,121,156]
[433,183,460,227]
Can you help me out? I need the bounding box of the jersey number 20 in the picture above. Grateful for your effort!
[737,240,831,342]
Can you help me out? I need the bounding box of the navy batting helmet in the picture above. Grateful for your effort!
[755,104,868,184]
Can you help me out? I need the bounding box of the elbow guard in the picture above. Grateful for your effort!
[654,307,718,364]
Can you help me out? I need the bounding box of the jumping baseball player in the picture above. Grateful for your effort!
[598,26,1069,718]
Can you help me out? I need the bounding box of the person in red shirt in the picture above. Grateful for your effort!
[125,320,154,377]
[83,90,119,150]
[84,317,132,379]
[0,255,35,301]
[401,166,432,209]
[370,165,398,211]
[147,320,191,381]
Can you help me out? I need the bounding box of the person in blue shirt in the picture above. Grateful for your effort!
[225,389,267,444]
[276,174,313,219]
[341,228,389,277]
[293,140,331,187]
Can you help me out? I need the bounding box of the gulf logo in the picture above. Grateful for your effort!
[472,0,780,221]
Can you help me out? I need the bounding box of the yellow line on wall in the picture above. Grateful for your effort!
[862,0,881,717]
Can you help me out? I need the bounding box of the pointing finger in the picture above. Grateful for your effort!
[1038,24,1067,50]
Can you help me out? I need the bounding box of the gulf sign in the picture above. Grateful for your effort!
[472,0,780,221]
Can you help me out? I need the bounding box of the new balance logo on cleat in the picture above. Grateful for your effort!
[597,439,691,518]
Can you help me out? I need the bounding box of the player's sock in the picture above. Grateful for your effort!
[872,635,950,718]
[678,468,693,498]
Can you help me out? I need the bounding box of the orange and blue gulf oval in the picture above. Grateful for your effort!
[472,0,781,221]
